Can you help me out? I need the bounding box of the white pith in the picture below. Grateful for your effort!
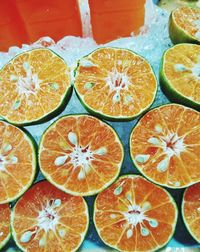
[112,183,158,239]
[124,205,146,226]
[160,132,186,158]
[106,67,131,103]
[135,124,186,186]
[20,199,62,246]
[174,55,200,79]
[13,62,42,98]
[69,145,94,179]
[54,132,106,180]
[80,57,132,105]
[0,144,18,172]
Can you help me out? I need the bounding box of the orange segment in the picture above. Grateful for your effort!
[64,166,89,194]
[130,104,200,188]
[39,115,123,196]
[117,224,137,251]
[59,214,88,234]
[99,220,126,247]
[47,228,81,252]
[146,202,177,225]
[161,44,200,109]
[91,160,119,181]
[58,196,88,217]
[144,221,173,247]
[5,164,34,185]
[95,211,125,230]
[74,47,157,120]
[1,173,23,199]
[0,121,36,203]
[134,223,158,251]
[90,47,116,71]
[0,204,11,249]
[0,48,71,125]
[94,175,177,252]
[11,180,89,252]
[182,182,200,242]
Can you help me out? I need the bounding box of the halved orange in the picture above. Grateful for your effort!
[94,175,178,252]
[182,182,200,243]
[11,180,89,252]
[0,120,36,203]
[130,104,200,189]
[0,48,71,125]
[169,7,200,45]
[39,114,124,196]
[0,204,11,250]
[160,43,200,110]
[74,47,157,120]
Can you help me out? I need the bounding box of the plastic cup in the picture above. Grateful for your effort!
[88,0,147,44]
[0,0,82,51]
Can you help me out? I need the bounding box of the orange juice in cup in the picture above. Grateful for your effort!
[15,0,83,43]
[88,0,149,44]
[0,0,82,51]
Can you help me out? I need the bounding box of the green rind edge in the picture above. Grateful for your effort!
[129,103,200,189]
[181,186,200,243]
[10,179,90,252]
[0,120,37,204]
[0,215,11,251]
[169,9,200,45]
[38,114,124,196]
[160,44,200,111]
[93,174,178,252]
[74,47,158,122]
[0,48,73,126]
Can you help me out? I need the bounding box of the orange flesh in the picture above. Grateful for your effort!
[12,180,88,252]
[173,7,200,41]
[183,182,200,242]
[0,121,35,203]
[75,48,157,119]
[88,0,145,44]
[39,115,123,196]
[0,49,71,124]
[163,44,200,103]
[130,104,200,188]
[0,204,10,247]
[94,175,177,252]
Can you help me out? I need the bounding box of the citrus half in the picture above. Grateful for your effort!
[39,114,124,196]
[11,180,89,252]
[0,48,71,125]
[169,6,200,45]
[94,175,178,252]
[74,47,157,120]
[130,104,200,189]
[160,43,200,110]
